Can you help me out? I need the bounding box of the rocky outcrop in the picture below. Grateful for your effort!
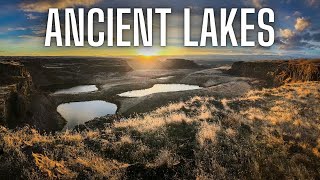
[0,61,33,127]
[17,57,133,88]
[228,60,320,85]
[0,61,65,131]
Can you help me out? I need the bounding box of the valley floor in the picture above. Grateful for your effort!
[0,81,319,179]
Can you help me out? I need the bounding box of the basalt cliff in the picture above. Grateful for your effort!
[0,61,33,128]
[0,61,64,131]
[228,59,320,85]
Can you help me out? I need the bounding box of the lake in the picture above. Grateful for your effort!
[57,100,117,130]
[118,84,202,97]
[53,85,98,95]
[156,76,174,80]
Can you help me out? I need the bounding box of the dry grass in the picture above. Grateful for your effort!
[0,82,319,179]
[197,122,220,146]
[32,153,76,178]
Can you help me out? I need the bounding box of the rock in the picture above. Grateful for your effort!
[228,59,320,86]
[0,61,33,127]
[17,57,133,88]
[0,60,65,132]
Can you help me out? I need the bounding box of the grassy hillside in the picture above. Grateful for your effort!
[0,82,319,179]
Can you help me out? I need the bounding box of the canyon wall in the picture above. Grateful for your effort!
[0,61,65,131]
[0,61,33,128]
[228,60,320,85]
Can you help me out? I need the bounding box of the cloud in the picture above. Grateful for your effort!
[280,29,295,39]
[8,27,27,31]
[250,0,265,8]
[20,0,101,13]
[293,11,301,17]
[306,0,320,7]
[18,35,42,39]
[243,0,266,8]
[294,17,311,32]
[25,13,39,20]
[30,25,46,35]
[277,30,320,50]
[252,0,263,8]
[276,14,318,51]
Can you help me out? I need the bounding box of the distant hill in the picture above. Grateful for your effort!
[127,58,203,69]
[163,59,202,69]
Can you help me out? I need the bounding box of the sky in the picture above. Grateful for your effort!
[0,0,319,58]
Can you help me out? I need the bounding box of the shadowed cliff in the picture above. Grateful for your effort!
[0,61,32,128]
[0,61,64,131]
[228,59,320,86]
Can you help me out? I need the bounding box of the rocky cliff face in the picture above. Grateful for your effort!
[0,61,65,131]
[19,57,133,88]
[228,60,320,85]
[0,61,33,128]
[0,57,135,131]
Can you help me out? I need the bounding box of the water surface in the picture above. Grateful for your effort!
[42,66,64,69]
[156,76,174,80]
[118,84,202,97]
[53,85,98,95]
[57,100,117,130]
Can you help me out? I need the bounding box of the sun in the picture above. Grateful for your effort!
[136,47,160,57]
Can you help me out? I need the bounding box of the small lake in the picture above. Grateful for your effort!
[118,84,202,97]
[57,100,117,130]
[42,65,64,69]
[156,76,174,80]
[53,85,98,95]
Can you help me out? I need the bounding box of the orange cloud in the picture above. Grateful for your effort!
[252,0,263,8]
[20,0,101,13]
[279,29,294,39]
[244,0,267,9]
[294,17,311,32]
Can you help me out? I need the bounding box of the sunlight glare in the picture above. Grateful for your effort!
[137,47,160,57]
